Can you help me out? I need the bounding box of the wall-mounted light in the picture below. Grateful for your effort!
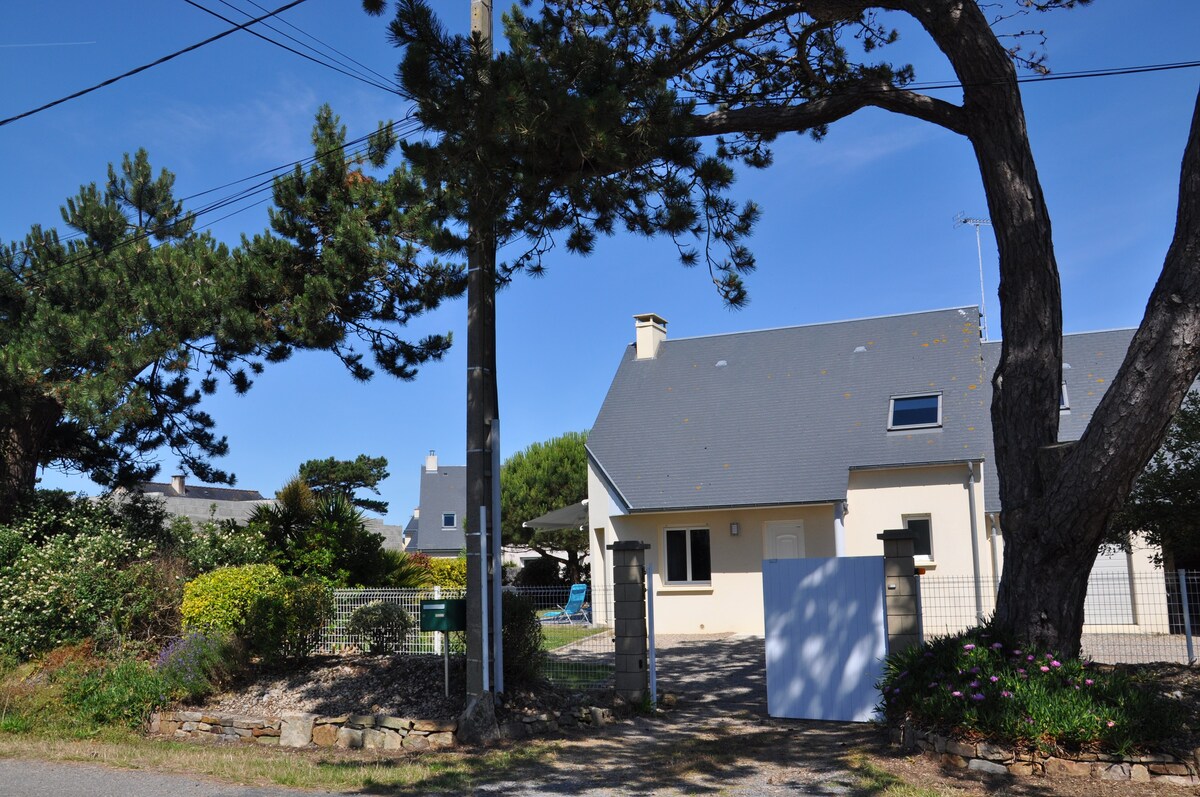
[730,522,740,537]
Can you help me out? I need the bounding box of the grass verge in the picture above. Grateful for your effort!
[0,730,549,793]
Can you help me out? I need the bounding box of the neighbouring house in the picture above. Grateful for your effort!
[131,474,271,525]
[585,309,1162,635]
[132,474,408,551]
[404,450,581,572]
[405,450,467,557]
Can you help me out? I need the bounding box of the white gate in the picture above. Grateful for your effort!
[763,556,887,722]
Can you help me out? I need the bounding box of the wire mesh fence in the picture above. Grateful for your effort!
[319,585,615,689]
[918,571,1200,664]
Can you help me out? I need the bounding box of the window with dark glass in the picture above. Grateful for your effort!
[889,394,942,429]
[1060,384,1070,411]
[904,516,933,559]
[665,528,711,583]
[442,512,456,528]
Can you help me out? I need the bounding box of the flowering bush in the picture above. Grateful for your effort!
[878,627,1183,754]
[156,632,243,702]
[0,518,155,658]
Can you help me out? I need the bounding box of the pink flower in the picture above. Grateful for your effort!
[991,642,1003,649]
[1039,666,1050,672]
[1050,660,1061,668]
[951,690,963,698]
[1001,690,1013,698]
[1084,679,1094,686]
[971,693,985,701]
[1106,720,1116,728]
[1026,655,1035,661]
[963,644,976,651]
[989,676,1000,682]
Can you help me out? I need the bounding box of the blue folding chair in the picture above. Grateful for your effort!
[542,583,589,625]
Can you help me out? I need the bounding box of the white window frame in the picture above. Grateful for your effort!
[1060,383,1070,412]
[902,514,934,561]
[888,392,943,431]
[441,512,456,529]
[663,527,712,585]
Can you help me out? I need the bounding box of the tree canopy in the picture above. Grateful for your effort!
[500,431,589,582]
[356,0,1200,655]
[300,454,391,515]
[1112,391,1200,569]
[0,108,464,519]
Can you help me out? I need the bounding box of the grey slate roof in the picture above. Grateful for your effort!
[411,465,467,554]
[587,307,993,512]
[137,482,265,502]
[981,328,1136,513]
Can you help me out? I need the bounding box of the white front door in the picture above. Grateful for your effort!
[764,520,806,560]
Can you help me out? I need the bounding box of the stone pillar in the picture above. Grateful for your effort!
[877,530,921,654]
[608,540,650,703]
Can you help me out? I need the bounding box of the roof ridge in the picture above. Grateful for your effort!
[662,305,980,345]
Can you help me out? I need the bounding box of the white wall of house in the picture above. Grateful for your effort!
[844,463,992,582]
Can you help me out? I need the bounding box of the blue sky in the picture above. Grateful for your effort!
[4,1,1199,525]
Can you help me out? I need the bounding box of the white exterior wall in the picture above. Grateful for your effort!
[844,463,992,581]
[588,465,835,634]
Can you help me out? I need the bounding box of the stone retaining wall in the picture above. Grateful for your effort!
[892,724,1200,786]
[152,703,616,750]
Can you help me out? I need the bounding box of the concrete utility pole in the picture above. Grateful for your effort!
[464,0,499,709]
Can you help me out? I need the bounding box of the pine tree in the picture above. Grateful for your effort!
[0,109,463,518]
[355,0,1200,655]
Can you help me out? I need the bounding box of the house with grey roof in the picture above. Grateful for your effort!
[131,474,271,526]
[133,474,408,551]
[405,451,467,557]
[585,309,1163,635]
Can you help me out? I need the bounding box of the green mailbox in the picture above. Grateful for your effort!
[420,599,466,632]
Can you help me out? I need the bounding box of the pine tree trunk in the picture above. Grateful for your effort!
[0,394,62,522]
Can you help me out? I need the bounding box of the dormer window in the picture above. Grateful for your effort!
[889,393,942,430]
[1060,383,1070,411]
[442,512,456,528]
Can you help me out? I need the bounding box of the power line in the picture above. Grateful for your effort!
[181,0,398,94]
[0,0,310,128]
[7,112,424,284]
[231,0,395,86]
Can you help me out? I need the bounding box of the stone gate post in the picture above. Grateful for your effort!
[877,530,921,654]
[607,540,650,703]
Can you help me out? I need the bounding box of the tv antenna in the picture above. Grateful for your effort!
[955,212,993,340]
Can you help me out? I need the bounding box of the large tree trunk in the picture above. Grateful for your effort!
[917,0,1200,655]
[0,394,63,523]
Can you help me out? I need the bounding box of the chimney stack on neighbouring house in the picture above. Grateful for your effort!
[425,450,438,473]
[634,313,668,360]
[171,474,186,496]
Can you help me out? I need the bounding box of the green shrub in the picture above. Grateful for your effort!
[345,600,414,654]
[181,564,282,635]
[426,556,467,589]
[380,549,431,588]
[502,593,546,687]
[513,556,564,587]
[172,517,270,575]
[878,626,1184,755]
[156,632,243,703]
[61,658,164,730]
[242,577,333,663]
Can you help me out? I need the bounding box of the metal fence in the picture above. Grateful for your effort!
[918,571,1200,664]
[320,585,615,689]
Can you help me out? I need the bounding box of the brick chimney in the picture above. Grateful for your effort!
[425,450,438,473]
[633,313,667,360]
[170,474,186,496]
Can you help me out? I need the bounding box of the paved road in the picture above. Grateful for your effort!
[0,759,354,797]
